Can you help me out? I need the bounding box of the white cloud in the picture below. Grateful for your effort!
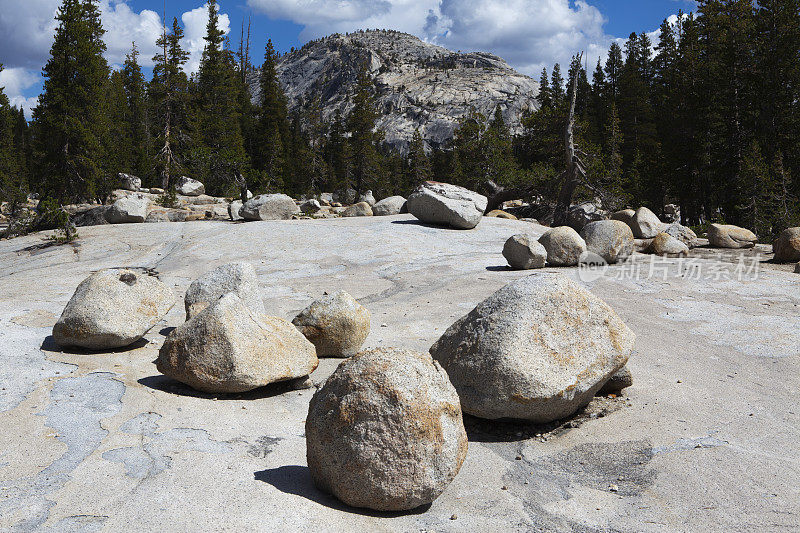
[100,1,163,67]
[246,0,616,76]
[182,3,232,75]
[0,67,40,117]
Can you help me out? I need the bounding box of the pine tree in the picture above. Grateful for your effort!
[407,129,431,186]
[32,0,110,202]
[255,38,290,190]
[347,66,384,195]
[121,42,149,178]
[188,0,249,196]
[604,42,624,106]
[0,64,25,212]
[150,17,190,191]
[536,67,552,109]
[550,63,565,105]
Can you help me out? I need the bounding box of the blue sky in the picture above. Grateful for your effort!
[0,0,696,116]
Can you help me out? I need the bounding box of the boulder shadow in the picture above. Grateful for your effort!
[390,219,458,231]
[485,265,512,272]
[137,375,308,401]
[158,326,176,337]
[254,465,431,517]
[463,408,589,443]
[40,335,150,354]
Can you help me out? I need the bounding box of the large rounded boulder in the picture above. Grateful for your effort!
[630,207,664,238]
[184,262,264,320]
[53,269,176,350]
[538,226,587,266]
[176,176,205,197]
[708,223,758,249]
[648,232,689,257]
[306,348,468,511]
[342,202,373,217]
[241,194,300,221]
[292,290,370,357]
[580,220,635,264]
[105,197,149,224]
[372,196,407,216]
[773,228,800,263]
[503,234,546,270]
[430,273,635,422]
[407,181,488,230]
[157,293,318,393]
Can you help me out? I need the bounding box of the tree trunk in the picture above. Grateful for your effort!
[553,52,583,227]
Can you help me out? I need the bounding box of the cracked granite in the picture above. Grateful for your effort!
[0,215,798,532]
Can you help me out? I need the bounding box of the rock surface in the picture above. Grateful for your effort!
[772,227,800,263]
[610,209,635,225]
[407,181,488,230]
[580,220,634,264]
[372,195,407,216]
[300,199,321,214]
[538,226,587,266]
[648,233,689,257]
[342,202,373,217]
[306,348,468,511]
[502,234,546,270]
[486,209,518,220]
[430,273,634,422]
[53,269,176,350]
[184,262,265,320]
[105,197,149,224]
[249,30,539,153]
[117,173,141,191]
[241,194,300,221]
[157,294,318,393]
[708,223,758,249]
[292,290,370,357]
[664,223,698,248]
[228,201,244,221]
[358,190,376,206]
[630,207,663,239]
[176,177,205,197]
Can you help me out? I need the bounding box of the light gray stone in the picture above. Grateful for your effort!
[184,262,264,320]
[145,209,189,223]
[648,233,689,257]
[630,207,663,239]
[105,197,149,224]
[306,348,468,511]
[228,201,244,221]
[580,220,634,264]
[241,194,300,221]
[117,173,141,192]
[538,226,587,266]
[772,228,800,263]
[610,209,636,225]
[407,181,488,230]
[342,202,373,217]
[176,177,205,197]
[430,273,634,422]
[358,190,376,206]
[503,234,546,270]
[373,196,408,216]
[157,294,318,393]
[293,290,370,357]
[53,269,176,350]
[300,199,322,214]
[664,223,698,248]
[708,224,758,249]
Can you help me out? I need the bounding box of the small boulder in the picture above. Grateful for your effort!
[430,273,634,422]
[648,232,689,257]
[580,220,634,264]
[342,202,373,217]
[598,366,633,395]
[241,194,300,221]
[333,188,357,205]
[407,181,488,230]
[358,190,376,206]
[72,205,110,227]
[53,269,176,350]
[176,177,205,197]
[503,234,546,270]
[306,348,467,511]
[538,226,587,266]
[292,290,370,357]
[664,222,698,248]
[486,209,518,220]
[772,228,800,263]
[105,197,149,224]
[318,193,333,206]
[157,294,318,393]
[634,238,654,253]
[145,209,188,223]
[630,207,663,238]
[184,262,264,320]
[610,209,635,225]
[565,202,605,231]
[228,200,243,221]
[372,196,408,216]
[708,223,757,249]
[118,173,141,191]
[300,199,322,214]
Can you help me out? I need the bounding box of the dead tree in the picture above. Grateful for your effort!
[552,52,586,227]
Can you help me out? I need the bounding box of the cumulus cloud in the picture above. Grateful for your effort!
[246,0,616,75]
[0,67,40,116]
[181,3,232,75]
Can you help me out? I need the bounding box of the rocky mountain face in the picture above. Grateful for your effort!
[248,30,540,152]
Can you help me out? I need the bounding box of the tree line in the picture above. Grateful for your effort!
[1,0,799,238]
